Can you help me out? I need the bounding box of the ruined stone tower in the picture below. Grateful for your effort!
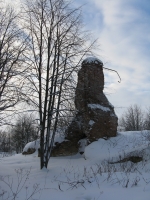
[66,57,118,143]
[52,57,118,156]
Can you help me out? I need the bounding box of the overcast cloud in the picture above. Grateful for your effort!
[73,0,150,117]
[4,0,150,117]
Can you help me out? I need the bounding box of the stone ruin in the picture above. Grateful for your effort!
[51,57,118,156]
[23,57,118,156]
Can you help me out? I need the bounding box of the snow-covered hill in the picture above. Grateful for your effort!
[0,131,150,200]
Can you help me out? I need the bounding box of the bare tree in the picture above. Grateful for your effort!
[10,114,38,153]
[22,0,96,169]
[144,108,150,130]
[119,104,144,131]
[0,3,27,125]
[0,130,11,152]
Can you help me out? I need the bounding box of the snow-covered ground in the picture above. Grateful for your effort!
[0,131,150,200]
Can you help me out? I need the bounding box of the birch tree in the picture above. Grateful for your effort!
[23,0,95,169]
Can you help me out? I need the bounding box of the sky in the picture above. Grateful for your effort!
[4,0,150,118]
[73,0,150,117]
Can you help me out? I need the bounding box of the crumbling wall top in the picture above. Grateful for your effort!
[82,57,103,67]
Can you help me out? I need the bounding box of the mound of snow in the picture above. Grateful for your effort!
[84,130,150,162]
[23,139,40,153]
[23,132,65,154]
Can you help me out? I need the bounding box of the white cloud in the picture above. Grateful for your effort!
[79,0,150,117]
[4,0,150,117]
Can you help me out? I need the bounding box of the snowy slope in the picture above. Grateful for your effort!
[0,131,150,200]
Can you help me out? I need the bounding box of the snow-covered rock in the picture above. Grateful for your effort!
[22,139,40,155]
